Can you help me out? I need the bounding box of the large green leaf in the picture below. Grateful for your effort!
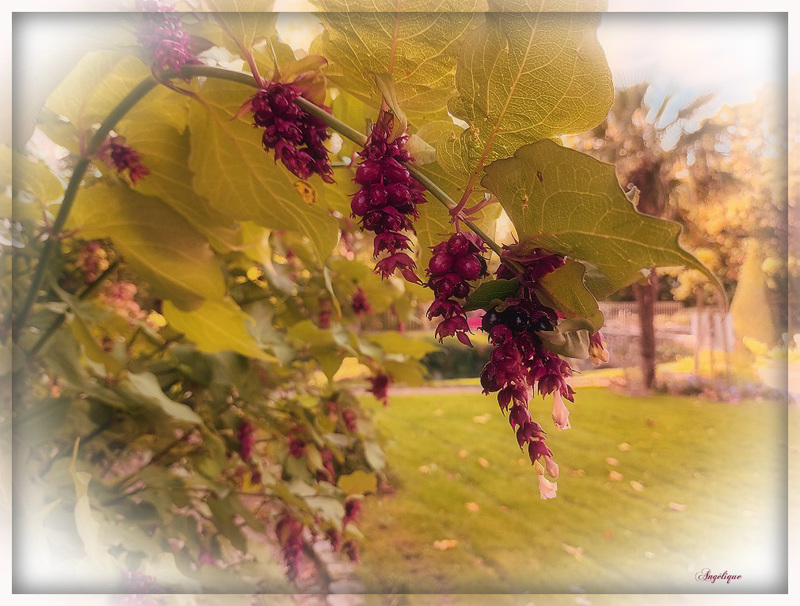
[536,260,604,332]
[119,120,240,252]
[205,1,277,55]
[46,51,186,132]
[312,1,482,124]
[188,78,338,264]
[482,140,721,296]
[447,7,612,176]
[66,184,226,310]
[163,298,277,363]
[117,372,203,424]
[366,331,439,359]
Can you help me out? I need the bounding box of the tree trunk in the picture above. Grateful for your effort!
[635,268,658,390]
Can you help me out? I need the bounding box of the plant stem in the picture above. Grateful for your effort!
[12,76,159,340]
[177,65,507,257]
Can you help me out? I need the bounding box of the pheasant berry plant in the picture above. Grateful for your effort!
[9,2,723,593]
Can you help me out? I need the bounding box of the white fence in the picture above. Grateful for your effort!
[362,300,732,351]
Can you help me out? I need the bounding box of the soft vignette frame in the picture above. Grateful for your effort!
[1,0,797,604]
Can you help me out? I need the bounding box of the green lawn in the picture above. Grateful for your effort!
[354,388,792,597]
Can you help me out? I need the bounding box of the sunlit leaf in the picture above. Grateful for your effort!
[536,260,604,332]
[119,120,240,252]
[482,140,721,296]
[338,470,377,496]
[188,78,338,264]
[163,297,277,362]
[312,1,482,124]
[464,278,519,312]
[66,184,226,310]
[447,6,612,181]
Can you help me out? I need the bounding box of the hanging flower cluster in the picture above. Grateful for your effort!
[237,420,254,462]
[137,0,200,76]
[479,246,576,497]
[97,136,150,185]
[244,82,334,183]
[351,120,426,283]
[351,287,372,316]
[76,242,109,285]
[367,371,392,406]
[275,514,304,580]
[426,232,488,347]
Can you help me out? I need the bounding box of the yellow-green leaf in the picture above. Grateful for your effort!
[482,140,721,296]
[338,471,377,496]
[448,7,613,172]
[66,184,226,310]
[537,260,604,332]
[188,78,338,264]
[47,51,186,132]
[312,1,482,124]
[163,297,277,362]
[119,120,240,252]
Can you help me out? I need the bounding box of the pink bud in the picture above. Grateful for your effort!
[551,391,571,430]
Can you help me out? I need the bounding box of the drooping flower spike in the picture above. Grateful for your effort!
[243,82,335,183]
[97,136,150,185]
[351,115,427,283]
[426,232,488,347]
[137,0,201,78]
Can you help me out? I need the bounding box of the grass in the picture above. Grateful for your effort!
[353,388,792,597]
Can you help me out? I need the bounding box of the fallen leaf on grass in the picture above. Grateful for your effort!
[434,409,444,417]
[418,465,431,474]
[458,449,469,459]
[605,457,619,466]
[630,481,644,492]
[472,414,491,424]
[668,502,686,511]
[433,539,458,551]
[618,442,631,452]
[562,543,583,559]
[465,502,480,513]
[608,470,624,481]
[478,457,490,468]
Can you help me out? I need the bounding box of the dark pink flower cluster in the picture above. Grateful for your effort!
[76,242,109,284]
[244,82,334,183]
[426,232,488,347]
[237,420,254,462]
[118,570,162,606]
[479,246,574,481]
[275,514,304,580]
[137,0,200,76]
[351,122,426,283]
[317,447,336,483]
[287,427,306,459]
[343,498,362,527]
[343,539,360,563]
[351,287,372,316]
[367,371,392,406]
[98,136,149,184]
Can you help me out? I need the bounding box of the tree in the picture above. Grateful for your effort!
[1,1,716,593]
[572,83,729,389]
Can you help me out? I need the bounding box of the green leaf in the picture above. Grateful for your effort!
[330,90,372,158]
[312,1,482,124]
[163,298,277,362]
[383,359,426,386]
[47,51,186,131]
[482,140,722,296]
[536,260,604,332]
[338,471,377,496]
[117,372,203,424]
[119,120,240,252]
[66,184,226,310]
[464,278,519,312]
[449,9,613,166]
[188,78,338,264]
[366,332,439,359]
[13,151,63,206]
[328,258,401,315]
[206,2,278,56]
[207,496,248,553]
[538,325,591,359]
